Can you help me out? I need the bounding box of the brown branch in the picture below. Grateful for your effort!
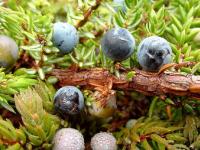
[14,51,36,70]
[76,0,102,29]
[0,138,19,146]
[51,63,200,100]
[14,34,47,70]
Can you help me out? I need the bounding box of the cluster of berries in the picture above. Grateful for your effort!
[0,22,172,73]
[51,21,172,149]
[0,1,173,148]
[53,128,117,150]
[52,22,172,72]
[0,22,173,121]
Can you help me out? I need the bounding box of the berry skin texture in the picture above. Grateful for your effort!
[101,27,135,61]
[0,35,19,70]
[52,128,85,150]
[54,86,84,115]
[91,132,117,150]
[137,36,172,72]
[52,22,79,54]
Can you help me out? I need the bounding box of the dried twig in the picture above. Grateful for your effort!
[52,62,200,100]
[76,0,102,29]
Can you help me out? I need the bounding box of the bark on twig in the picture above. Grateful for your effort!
[52,63,200,100]
[76,0,102,29]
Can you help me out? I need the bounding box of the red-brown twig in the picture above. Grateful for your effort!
[76,0,102,29]
[51,62,200,100]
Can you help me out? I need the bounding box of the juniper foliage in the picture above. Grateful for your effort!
[0,0,200,149]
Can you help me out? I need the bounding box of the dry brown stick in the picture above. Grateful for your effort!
[51,63,200,100]
[76,0,102,29]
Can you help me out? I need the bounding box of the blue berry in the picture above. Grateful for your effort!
[113,0,126,13]
[0,35,19,70]
[101,28,135,61]
[137,36,172,72]
[54,86,84,115]
[52,22,79,54]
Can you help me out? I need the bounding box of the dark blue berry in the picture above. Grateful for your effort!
[0,35,19,70]
[137,36,172,72]
[54,86,84,115]
[101,28,135,61]
[52,22,79,54]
